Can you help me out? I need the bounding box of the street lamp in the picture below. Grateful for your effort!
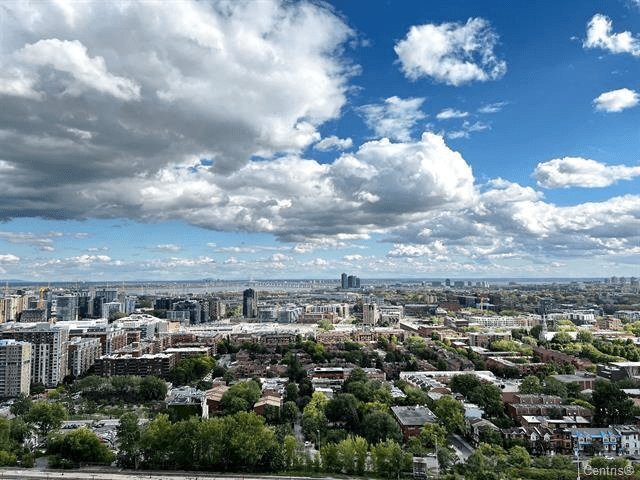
[575,447,581,480]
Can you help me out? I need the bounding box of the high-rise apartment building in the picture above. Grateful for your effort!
[0,339,31,397]
[0,323,69,387]
[242,289,258,318]
[53,294,78,322]
[341,273,348,289]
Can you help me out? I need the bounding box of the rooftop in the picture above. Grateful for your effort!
[391,405,436,427]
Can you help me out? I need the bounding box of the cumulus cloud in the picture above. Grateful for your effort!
[17,132,468,244]
[0,254,20,264]
[584,14,640,56]
[17,39,141,100]
[314,136,353,151]
[436,108,468,120]
[593,88,639,112]
[534,157,640,188]
[0,0,354,183]
[357,96,426,141]
[394,17,506,86]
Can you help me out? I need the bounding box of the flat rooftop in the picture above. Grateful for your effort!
[391,405,436,427]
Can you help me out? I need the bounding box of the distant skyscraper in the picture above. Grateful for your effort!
[53,294,78,322]
[243,289,258,318]
[347,275,355,288]
[341,273,348,289]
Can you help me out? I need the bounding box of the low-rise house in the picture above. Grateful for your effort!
[391,405,437,441]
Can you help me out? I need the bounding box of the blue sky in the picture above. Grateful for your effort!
[0,0,639,280]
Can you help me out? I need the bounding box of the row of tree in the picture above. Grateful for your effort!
[71,375,167,403]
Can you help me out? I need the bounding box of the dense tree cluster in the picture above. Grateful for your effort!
[169,355,217,385]
[48,427,115,468]
[449,374,505,418]
[72,375,168,404]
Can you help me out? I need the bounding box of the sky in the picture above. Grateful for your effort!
[0,0,639,281]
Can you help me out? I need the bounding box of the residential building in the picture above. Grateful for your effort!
[243,289,258,318]
[0,323,69,387]
[0,339,31,397]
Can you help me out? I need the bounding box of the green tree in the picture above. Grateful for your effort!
[326,393,360,431]
[419,423,447,450]
[282,401,300,424]
[543,377,568,399]
[371,440,411,479]
[221,379,261,414]
[139,376,168,401]
[519,375,542,394]
[433,396,465,434]
[25,401,67,439]
[450,373,482,397]
[116,412,141,469]
[469,384,504,417]
[301,392,329,441]
[283,434,299,470]
[592,380,635,426]
[360,410,402,444]
[9,393,32,417]
[507,445,531,467]
[48,427,115,466]
[320,442,342,473]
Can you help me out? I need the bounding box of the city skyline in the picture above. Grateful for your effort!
[0,0,639,280]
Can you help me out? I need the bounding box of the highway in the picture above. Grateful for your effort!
[0,470,339,480]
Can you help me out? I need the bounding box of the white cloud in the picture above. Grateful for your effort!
[387,242,447,258]
[18,39,141,100]
[593,88,639,112]
[343,254,363,261]
[478,102,507,114]
[394,17,506,86]
[0,254,20,263]
[314,136,353,151]
[534,157,640,188]
[447,121,490,139]
[0,0,354,177]
[152,243,182,252]
[0,69,43,100]
[436,108,468,120]
[584,14,640,56]
[358,96,426,141]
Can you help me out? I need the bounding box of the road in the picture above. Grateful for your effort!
[0,470,340,480]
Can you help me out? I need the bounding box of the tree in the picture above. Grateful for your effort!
[543,377,568,400]
[592,380,635,426]
[507,445,531,467]
[371,440,411,479]
[284,382,298,403]
[469,384,504,417]
[9,393,32,417]
[302,392,329,441]
[116,412,141,469]
[576,330,593,343]
[221,379,261,414]
[48,427,115,466]
[282,401,300,424]
[25,401,67,439]
[326,393,360,431]
[360,410,402,444]
[320,442,341,473]
[519,375,542,394]
[433,396,465,434]
[450,374,482,397]
[283,434,299,470]
[419,423,447,450]
[139,376,168,401]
